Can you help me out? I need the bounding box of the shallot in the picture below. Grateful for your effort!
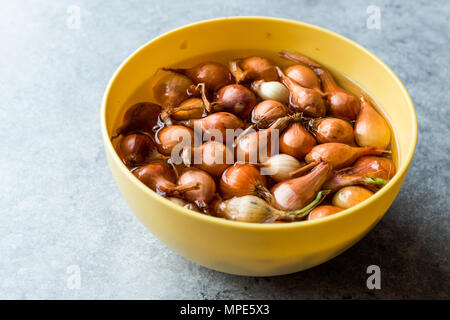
[271,161,332,211]
[305,143,389,169]
[332,186,374,209]
[216,191,329,223]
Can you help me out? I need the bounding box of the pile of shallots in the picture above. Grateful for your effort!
[112,50,395,223]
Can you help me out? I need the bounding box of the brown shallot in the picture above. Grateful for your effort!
[271,161,332,211]
[305,143,389,169]
[308,117,355,145]
[277,66,326,117]
[220,164,271,201]
[177,168,216,210]
[133,162,198,196]
[355,96,391,149]
[164,61,233,92]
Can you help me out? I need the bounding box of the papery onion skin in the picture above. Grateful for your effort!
[216,195,278,223]
[284,64,320,90]
[280,123,317,160]
[216,190,330,223]
[251,81,289,104]
[259,154,304,182]
[332,186,374,209]
[271,161,332,211]
[308,205,343,220]
[305,143,387,170]
[177,168,216,209]
[214,84,257,118]
[166,61,233,92]
[309,117,355,145]
[239,56,278,82]
[118,133,155,167]
[220,164,268,200]
[115,102,161,136]
[355,97,391,149]
[155,125,195,156]
[251,100,290,128]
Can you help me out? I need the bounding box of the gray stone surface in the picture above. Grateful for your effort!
[0,0,449,299]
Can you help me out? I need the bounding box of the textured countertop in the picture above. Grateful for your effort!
[1,0,449,299]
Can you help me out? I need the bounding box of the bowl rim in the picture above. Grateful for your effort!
[101,16,418,230]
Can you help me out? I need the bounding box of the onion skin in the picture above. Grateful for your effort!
[169,98,206,121]
[213,84,257,118]
[308,117,355,145]
[332,186,374,209]
[220,164,269,200]
[279,50,360,120]
[308,205,343,220]
[257,154,304,182]
[115,102,161,136]
[284,64,320,90]
[239,56,278,82]
[277,67,326,117]
[177,168,216,209]
[215,195,279,223]
[180,112,244,143]
[355,97,391,149]
[153,72,194,107]
[190,141,233,178]
[251,80,289,103]
[271,161,332,211]
[118,133,155,167]
[155,125,194,156]
[251,100,290,128]
[280,123,317,159]
[165,61,233,92]
[216,190,330,223]
[305,143,388,169]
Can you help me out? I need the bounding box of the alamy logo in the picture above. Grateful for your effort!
[366,265,381,289]
[366,5,381,30]
[66,5,81,30]
[66,265,81,289]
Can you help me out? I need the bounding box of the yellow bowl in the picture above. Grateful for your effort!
[101,17,417,276]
